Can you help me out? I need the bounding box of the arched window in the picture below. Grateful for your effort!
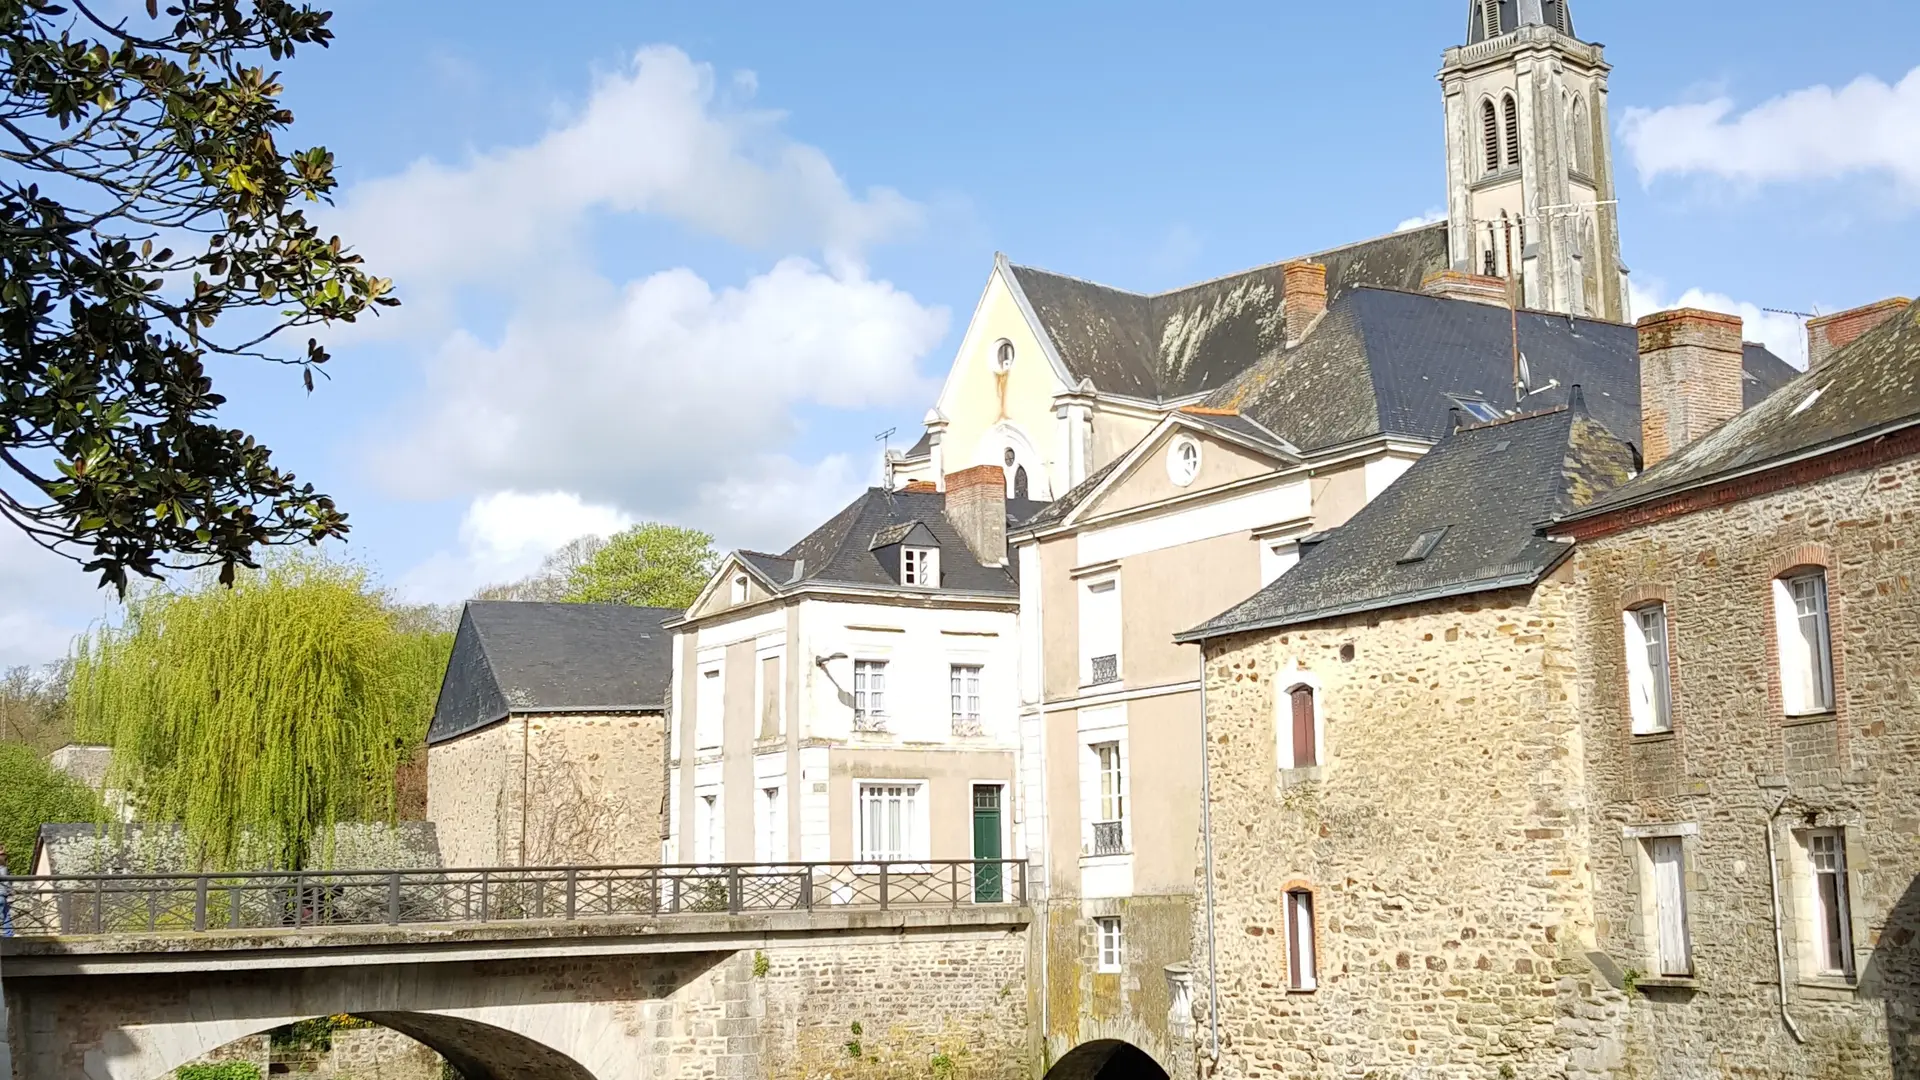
[1503,94,1522,168]
[1481,99,1501,175]
[1571,96,1592,175]
[1014,466,1029,500]
[1773,568,1835,715]
[1623,602,1672,734]
[1287,684,1318,769]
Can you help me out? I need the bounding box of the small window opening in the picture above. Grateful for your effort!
[1096,916,1124,972]
[901,546,937,587]
[1504,95,1522,168]
[1014,466,1030,500]
[1288,685,1318,769]
[1482,99,1501,174]
[1286,889,1317,990]
[1808,830,1856,978]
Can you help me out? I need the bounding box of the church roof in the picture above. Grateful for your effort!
[1178,396,1633,642]
[1202,285,1799,456]
[1467,0,1575,45]
[1004,224,1450,401]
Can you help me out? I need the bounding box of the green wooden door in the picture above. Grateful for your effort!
[973,785,1003,903]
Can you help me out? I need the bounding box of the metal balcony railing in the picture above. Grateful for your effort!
[1092,820,1126,856]
[0,859,1028,939]
[1089,654,1119,685]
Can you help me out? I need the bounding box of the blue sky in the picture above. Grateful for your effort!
[4,0,1919,664]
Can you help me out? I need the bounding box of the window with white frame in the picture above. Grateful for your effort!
[1090,741,1125,855]
[1624,603,1674,734]
[1096,916,1123,972]
[1806,829,1855,978]
[901,546,938,587]
[696,665,723,750]
[1286,889,1317,991]
[950,663,983,736]
[853,660,888,731]
[1081,578,1121,685]
[757,786,786,864]
[857,782,923,862]
[731,573,749,605]
[1641,836,1693,976]
[696,792,721,864]
[1774,570,1835,715]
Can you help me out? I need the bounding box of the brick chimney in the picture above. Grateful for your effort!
[944,464,1008,566]
[1637,308,1745,469]
[1282,260,1328,346]
[1420,269,1511,308]
[1806,297,1911,370]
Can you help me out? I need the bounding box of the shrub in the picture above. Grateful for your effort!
[0,742,103,871]
[176,1064,263,1080]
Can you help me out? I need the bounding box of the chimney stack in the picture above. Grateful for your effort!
[1420,269,1511,308]
[1806,297,1911,370]
[1282,261,1328,346]
[1637,308,1745,469]
[944,464,1008,566]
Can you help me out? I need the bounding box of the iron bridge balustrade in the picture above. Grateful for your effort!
[0,859,1028,938]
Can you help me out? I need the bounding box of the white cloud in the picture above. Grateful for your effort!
[334,45,923,323]
[1629,280,1809,370]
[397,491,634,603]
[1395,209,1447,232]
[333,46,952,590]
[1621,66,1920,196]
[0,524,110,668]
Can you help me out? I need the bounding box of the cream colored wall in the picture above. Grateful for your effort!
[1090,407,1158,474]
[429,712,666,867]
[935,268,1069,498]
[723,639,757,857]
[1097,430,1283,517]
[1044,706,1084,895]
[1119,531,1261,691]
[1038,535,1081,701]
[1121,690,1201,896]
[1310,461,1370,530]
[822,747,1015,862]
[427,720,520,869]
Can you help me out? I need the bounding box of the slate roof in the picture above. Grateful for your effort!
[428,602,679,745]
[1468,0,1576,44]
[1205,285,1799,455]
[1178,395,1637,641]
[735,487,1048,602]
[1566,298,1920,521]
[1006,224,1451,400]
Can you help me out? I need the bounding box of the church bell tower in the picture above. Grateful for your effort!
[1441,0,1627,321]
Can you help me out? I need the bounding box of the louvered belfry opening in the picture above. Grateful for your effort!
[1503,95,1521,167]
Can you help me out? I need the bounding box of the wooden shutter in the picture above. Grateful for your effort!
[1482,100,1500,173]
[1650,838,1692,975]
[1504,96,1521,167]
[1290,687,1317,768]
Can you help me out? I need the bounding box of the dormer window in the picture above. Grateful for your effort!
[902,546,938,587]
[731,573,749,604]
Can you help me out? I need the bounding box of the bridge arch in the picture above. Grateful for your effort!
[151,1013,598,1080]
[1044,1039,1171,1080]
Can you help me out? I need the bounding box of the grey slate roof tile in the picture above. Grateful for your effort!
[1569,299,1920,518]
[1179,396,1637,641]
[1007,225,1451,400]
[756,487,1052,598]
[429,602,679,745]
[1207,285,1799,454]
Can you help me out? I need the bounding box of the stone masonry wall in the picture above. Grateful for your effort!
[1192,583,1628,1080]
[1569,452,1920,1078]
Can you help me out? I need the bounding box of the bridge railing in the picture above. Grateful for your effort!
[0,859,1028,937]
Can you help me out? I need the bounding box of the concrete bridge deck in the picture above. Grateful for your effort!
[1,862,1042,1080]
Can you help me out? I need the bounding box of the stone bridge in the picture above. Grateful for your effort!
[0,861,1065,1080]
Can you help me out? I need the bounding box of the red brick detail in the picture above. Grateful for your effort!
[1179,405,1241,417]
[900,480,937,493]
[1807,297,1910,370]
[1561,425,1920,542]
[1282,261,1328,343]
[1275,879,1322,993]
[1616,584,1686,746]
[1421,269,1511,307]
[1768,542,1833,578]
[1757,554,1849,740]
[1619,583,1674,610]
[944,464,1004,491]
[1636,308,1745,469]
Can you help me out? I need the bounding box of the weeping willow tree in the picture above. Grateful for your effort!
[69,555,451,869]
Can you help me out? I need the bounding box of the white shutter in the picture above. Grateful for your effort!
[1773,580,1811,714]
[1623,610,1655,733]
[1650,838,1692,976]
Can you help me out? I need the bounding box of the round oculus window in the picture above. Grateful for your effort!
[993,340,1016,372]
[1004,448,1017,467]
[1167,436,1202,487]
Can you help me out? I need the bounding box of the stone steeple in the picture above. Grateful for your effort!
[1442,0,1627,322]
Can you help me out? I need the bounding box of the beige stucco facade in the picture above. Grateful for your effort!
[427,711,667,869]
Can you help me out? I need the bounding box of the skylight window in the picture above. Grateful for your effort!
[1399,528,1449,564]
[1448,395,1504,424]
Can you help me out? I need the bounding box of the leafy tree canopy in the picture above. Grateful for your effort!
[0,0,394,593]
[557,523,716,609]
[0,661,72,754]
[0,739,103,871]
[69,553,449,868]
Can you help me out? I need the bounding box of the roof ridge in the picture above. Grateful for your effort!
[1457,403,1569,431]
[1345,282,1635,331]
